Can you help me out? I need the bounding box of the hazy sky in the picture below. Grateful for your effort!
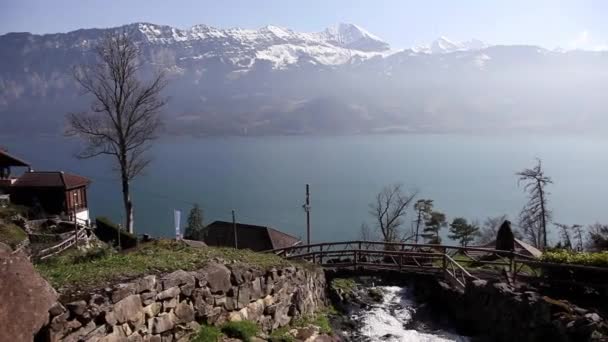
[1,0,607,50]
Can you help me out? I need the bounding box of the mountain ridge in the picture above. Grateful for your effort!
[1,22,608,136]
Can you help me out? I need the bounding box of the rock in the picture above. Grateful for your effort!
[0,249,58,341]
[163,298,179,311]
[201,262,232,293]
[585,313,601,323]
[296,326,318,341]
[157,286,181,300]
[128,333,144,342]
[180,282,195,297]
[49,302,67,317]
[112,283,138,303]
[251,278,263,301]
[66,300,88,317]
[143,303,162,318]
[114,295,143,324]
[148,312,177,334]
[141,292,157,306]
[262,295,275,307]
[104,311,118,326]
[136,275,158,293]
[228,311,243,322]
[161,270,195,290]
[246,299,265,322]
[237,285,251,309]
[145,335,162,342]
[174,301,195,323]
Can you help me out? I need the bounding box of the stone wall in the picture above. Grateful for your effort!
[37,262,326,342]
[413,277,607,342]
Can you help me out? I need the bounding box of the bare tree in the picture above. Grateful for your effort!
[369,184,417,248]
[66,31,168,234]
[587,223,608,251]
[555,223,584,251]
[517,158,552,250]
[476,214,508,244]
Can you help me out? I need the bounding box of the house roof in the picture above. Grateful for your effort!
[202,221,301,251]
[12,171,91,190]
[0,149,30,168]
[473,238,542,258]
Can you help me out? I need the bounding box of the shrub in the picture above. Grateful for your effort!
[191,325,222,342]
[221,321,259,342]
[94,216,137,249]
[542,250,608,268]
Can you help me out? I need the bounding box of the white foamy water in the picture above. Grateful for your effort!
[354,286,469,342]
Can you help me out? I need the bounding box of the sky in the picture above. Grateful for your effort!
[1,0,608,50]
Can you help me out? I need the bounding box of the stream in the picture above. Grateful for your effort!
[338,285,469,342]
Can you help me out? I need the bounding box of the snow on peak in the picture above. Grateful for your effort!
[415,36,489,54]
[324,23,390,52]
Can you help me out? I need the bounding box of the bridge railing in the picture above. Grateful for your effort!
[269,240,608,289]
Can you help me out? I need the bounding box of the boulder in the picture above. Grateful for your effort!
[174,301,195,323]
[0,249,58,341]
[148,313,177,334]
[66,300,88,317]
[161,270,195,290]
[136,275,158,293]
[112,283,138,303]
[201,262,232,293]
[143,303,162,319]
[157,286,181,301]
[114,294,143,324]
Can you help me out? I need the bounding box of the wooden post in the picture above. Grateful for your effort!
[319,245,323,265]
[442,247,447,273]
[304,184,311,252]
[232,210,238,249]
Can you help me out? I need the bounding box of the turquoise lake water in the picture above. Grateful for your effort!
[3,134,608,244]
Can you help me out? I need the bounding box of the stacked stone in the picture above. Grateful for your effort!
[43,262,326,342]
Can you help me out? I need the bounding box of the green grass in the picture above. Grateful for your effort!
[269,308,335,341]
[330,278,356,292]
[0,222,27,248]
[221,321,259,342]
[191,325,222,342]
[36,239,297,290]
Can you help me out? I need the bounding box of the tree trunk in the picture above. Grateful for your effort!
[538,181,547,250]
[415,210,421,243]
[121,174,134,234]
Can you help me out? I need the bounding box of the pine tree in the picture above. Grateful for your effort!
[185,204,205,240]
[414,199,433,243]
[423,211,446,244]
[449,217,480,247]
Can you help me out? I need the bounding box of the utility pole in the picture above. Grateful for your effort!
[303,184,311,248]
[232,209,238,249]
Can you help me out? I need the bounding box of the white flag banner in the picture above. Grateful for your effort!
[174,209,181,240]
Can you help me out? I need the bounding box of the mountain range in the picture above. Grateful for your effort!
[1,22,608,136]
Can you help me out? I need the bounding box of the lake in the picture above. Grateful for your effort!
[3,134,608,244]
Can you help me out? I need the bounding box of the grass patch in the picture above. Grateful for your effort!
[36,239,296,290]
[0,222,27,248]
[331,278,356,292]
[221,321,259,342]
[269,308,335,341]
[191,324,222,342]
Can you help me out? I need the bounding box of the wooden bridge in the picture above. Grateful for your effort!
[269,241,608,290]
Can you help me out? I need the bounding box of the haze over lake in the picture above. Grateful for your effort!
[4,133,607,243]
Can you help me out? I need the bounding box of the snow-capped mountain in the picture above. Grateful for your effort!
[1,23,608,136]
[414,37,489,54]
[112,22,392,69]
